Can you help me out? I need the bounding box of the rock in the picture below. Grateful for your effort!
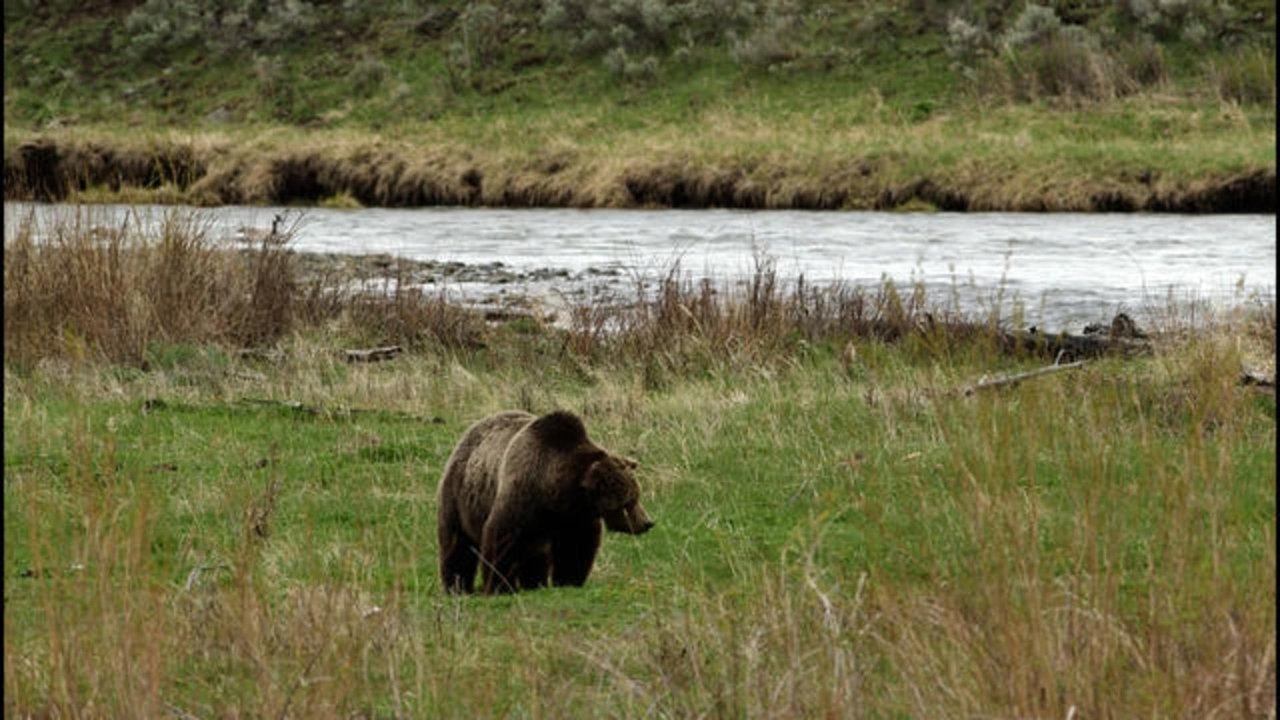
[204,106,233,125]
[414,7,458,37]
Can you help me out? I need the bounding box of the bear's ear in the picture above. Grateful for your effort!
[578,450,608,489]
[623,456,638,470]
[529,410,587,451]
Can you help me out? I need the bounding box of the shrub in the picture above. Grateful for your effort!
[729,3,801,70]
[124,0,319,59]
[603,46,661,80]
[1114,0,1268,46]
[977,3,1165,102]
[540,0,789,78]
[458,3,504,69]
[1207,46,1276,104]
[1008,30,1118,100]
[444,3,507,89]
[349,56,389,97]
[1116,0,1209,39]
[253,55,303,122]
[1003,3,1063,47]
[946,16,991,70]
[1116,34,1167,88]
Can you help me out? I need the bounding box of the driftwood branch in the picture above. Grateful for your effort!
[182,563,230,592]
[999,330,1150,361]
[1241,368,1275,388]
[962,360,1088,396]
[235,397,443,423]
[236,348,285,364]
[240,398,319,416]
[344,345,403,363]
[999,312,1153,361]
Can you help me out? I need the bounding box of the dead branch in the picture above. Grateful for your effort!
[1241,368,1275,388]
[344,345,403,363]
[961,360,1088,396]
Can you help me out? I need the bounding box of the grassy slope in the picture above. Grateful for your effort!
[4,328,1276,716]
[3,3,1275,209]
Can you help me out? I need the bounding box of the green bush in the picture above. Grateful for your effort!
[124,0,317,59]
[974,3,1171,102]
[540,0,785,78]
[444,3,507,90]
[729,3,802,70]
[348,56,389,97]
[946,16,991,66]
[1207,46,1276,104]
[1116,34,1167,88]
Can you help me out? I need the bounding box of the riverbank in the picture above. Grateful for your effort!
[5,106,1275,212]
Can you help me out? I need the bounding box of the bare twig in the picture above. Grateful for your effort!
[1241,367,1274,387]
[344,345,403,363]
[183,563,231,592]
[236,397,443,423]
[961,360,1088,396]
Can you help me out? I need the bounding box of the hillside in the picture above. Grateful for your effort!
[4,0,1276,210]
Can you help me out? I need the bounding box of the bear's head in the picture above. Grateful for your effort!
[583,454,654,535]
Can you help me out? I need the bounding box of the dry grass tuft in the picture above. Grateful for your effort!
[2,210,492,366]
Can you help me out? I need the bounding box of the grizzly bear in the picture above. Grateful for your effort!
[436,410,654,594]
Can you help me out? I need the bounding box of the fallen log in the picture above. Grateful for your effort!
[236,397,444,423]
[999,329,1151,361]
[344,345,403,363]
[999,312,1153,361]
[236,348,286,363]
[961,360,1088,396]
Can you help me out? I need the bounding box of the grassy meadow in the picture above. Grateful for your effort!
[3,211,1276,717]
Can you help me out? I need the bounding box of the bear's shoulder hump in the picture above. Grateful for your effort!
[527,410,588,451]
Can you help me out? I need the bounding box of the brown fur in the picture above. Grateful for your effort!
[437,410,654,594]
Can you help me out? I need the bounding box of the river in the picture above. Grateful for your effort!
[6,203,1275,330]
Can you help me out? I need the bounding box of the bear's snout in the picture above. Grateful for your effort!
[605,502,654,535]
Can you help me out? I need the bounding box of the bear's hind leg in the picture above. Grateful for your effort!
[480,521,525,594]
[439,525,480,594]
[551,520,602,587]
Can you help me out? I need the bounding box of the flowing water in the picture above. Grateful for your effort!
[6,203,1275,330]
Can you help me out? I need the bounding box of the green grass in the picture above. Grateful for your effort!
[4,324,1275,717]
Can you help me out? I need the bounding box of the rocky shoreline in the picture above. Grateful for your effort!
[293,251,623,287]
[290,250,634,323]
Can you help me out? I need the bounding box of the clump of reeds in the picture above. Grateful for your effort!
[2,210,488,367]
[4,209,262,366]
[565,251,989,374]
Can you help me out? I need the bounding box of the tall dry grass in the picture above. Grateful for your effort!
[2,210,490,368]
[565,253,991,377]
[3,209,298,366]
[4,210,996,375]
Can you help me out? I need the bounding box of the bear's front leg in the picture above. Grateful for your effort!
[481,507,548,594]
[550,520,602,587]
[515,546,551,590]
